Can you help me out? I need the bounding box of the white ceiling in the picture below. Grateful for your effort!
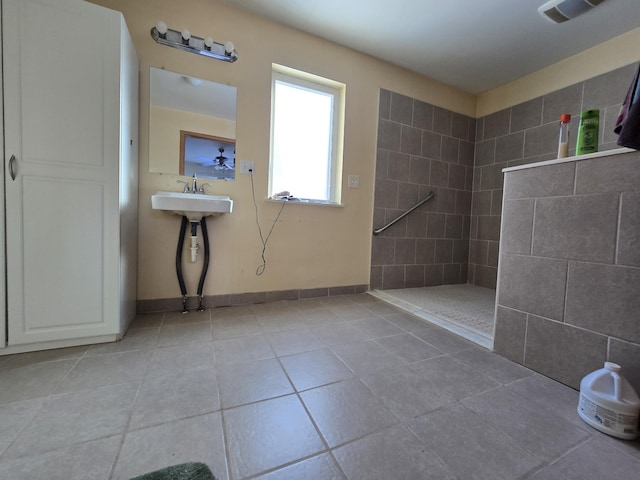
[220,0,640,94]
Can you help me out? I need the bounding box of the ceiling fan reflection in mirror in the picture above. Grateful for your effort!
[213,147,235,170]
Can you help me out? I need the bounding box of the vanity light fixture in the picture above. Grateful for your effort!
[150,21,238,62]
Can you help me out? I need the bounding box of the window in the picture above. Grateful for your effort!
[269,65,345,204]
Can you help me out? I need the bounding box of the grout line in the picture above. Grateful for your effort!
[106,348,155,479]
[522,314,529,366]
[272,353,350,480]
[530,198,537,255]
[562,261,571,323]
[614,192,623,265]
[218,399,234,480]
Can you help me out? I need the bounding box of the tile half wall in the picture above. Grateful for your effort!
[495,151,640,392]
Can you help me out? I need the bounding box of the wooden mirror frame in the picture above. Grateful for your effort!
[179,130,236,176]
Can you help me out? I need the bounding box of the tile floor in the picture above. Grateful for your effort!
[0,293,638,479]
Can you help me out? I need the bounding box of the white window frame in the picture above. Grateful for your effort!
[269,64,345,205]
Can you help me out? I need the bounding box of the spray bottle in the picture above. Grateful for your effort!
[557,114,571,158]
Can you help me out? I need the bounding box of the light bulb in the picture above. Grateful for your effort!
[224,41,235,55]
[204,37,214,49]
[181,29,191,42]
[156,21,167,36]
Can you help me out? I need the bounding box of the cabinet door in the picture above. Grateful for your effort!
[0,13,5,348]
[3,0,122,345]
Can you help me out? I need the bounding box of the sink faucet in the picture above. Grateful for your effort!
[176,174,206,193]
[176,179,190,193]
[192,173,198,193]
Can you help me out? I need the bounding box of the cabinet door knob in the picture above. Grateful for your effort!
[9,154,17,181]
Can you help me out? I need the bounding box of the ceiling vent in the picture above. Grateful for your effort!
[538,0,606,23]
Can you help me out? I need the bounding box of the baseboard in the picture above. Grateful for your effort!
[136,284,370,314]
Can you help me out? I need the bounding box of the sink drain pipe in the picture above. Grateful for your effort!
[190,222,199,263]
[175,216,211,313]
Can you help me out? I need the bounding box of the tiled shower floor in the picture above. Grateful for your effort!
[371,284,496,349]
[0,293,638,479]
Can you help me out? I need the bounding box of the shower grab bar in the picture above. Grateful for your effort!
[372,191,435,235]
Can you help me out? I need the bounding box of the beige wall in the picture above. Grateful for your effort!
[149,105,235,175]
[90,0,475,301]
[89,0,639,302]
[477,27,640,117]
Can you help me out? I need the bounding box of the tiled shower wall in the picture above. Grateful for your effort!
[370,90,475,289]
[495,151,640,393]
[373,63,637,292]
[470,63,638,289]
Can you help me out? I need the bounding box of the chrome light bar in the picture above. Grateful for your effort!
[150,22,238,63]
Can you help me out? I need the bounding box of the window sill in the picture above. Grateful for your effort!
[265,198,343,207]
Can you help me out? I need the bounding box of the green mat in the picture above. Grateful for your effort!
[129,462,216,480]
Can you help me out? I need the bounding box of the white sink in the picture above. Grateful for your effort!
[151,191,233,221]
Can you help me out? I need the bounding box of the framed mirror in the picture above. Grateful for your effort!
[149,67,237,179]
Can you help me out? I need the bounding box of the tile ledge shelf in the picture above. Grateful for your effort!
[502,147,636,173]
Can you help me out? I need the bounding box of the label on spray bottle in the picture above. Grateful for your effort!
[576,109,599,155]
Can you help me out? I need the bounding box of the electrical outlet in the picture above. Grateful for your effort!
[239,160,255,174]
[348,174,360,188]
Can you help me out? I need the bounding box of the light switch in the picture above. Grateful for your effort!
[348,174,360,188]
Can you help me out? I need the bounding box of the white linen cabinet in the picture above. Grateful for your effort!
[1,0,139,353]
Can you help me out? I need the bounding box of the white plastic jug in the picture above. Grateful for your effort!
[577,362,640,440]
